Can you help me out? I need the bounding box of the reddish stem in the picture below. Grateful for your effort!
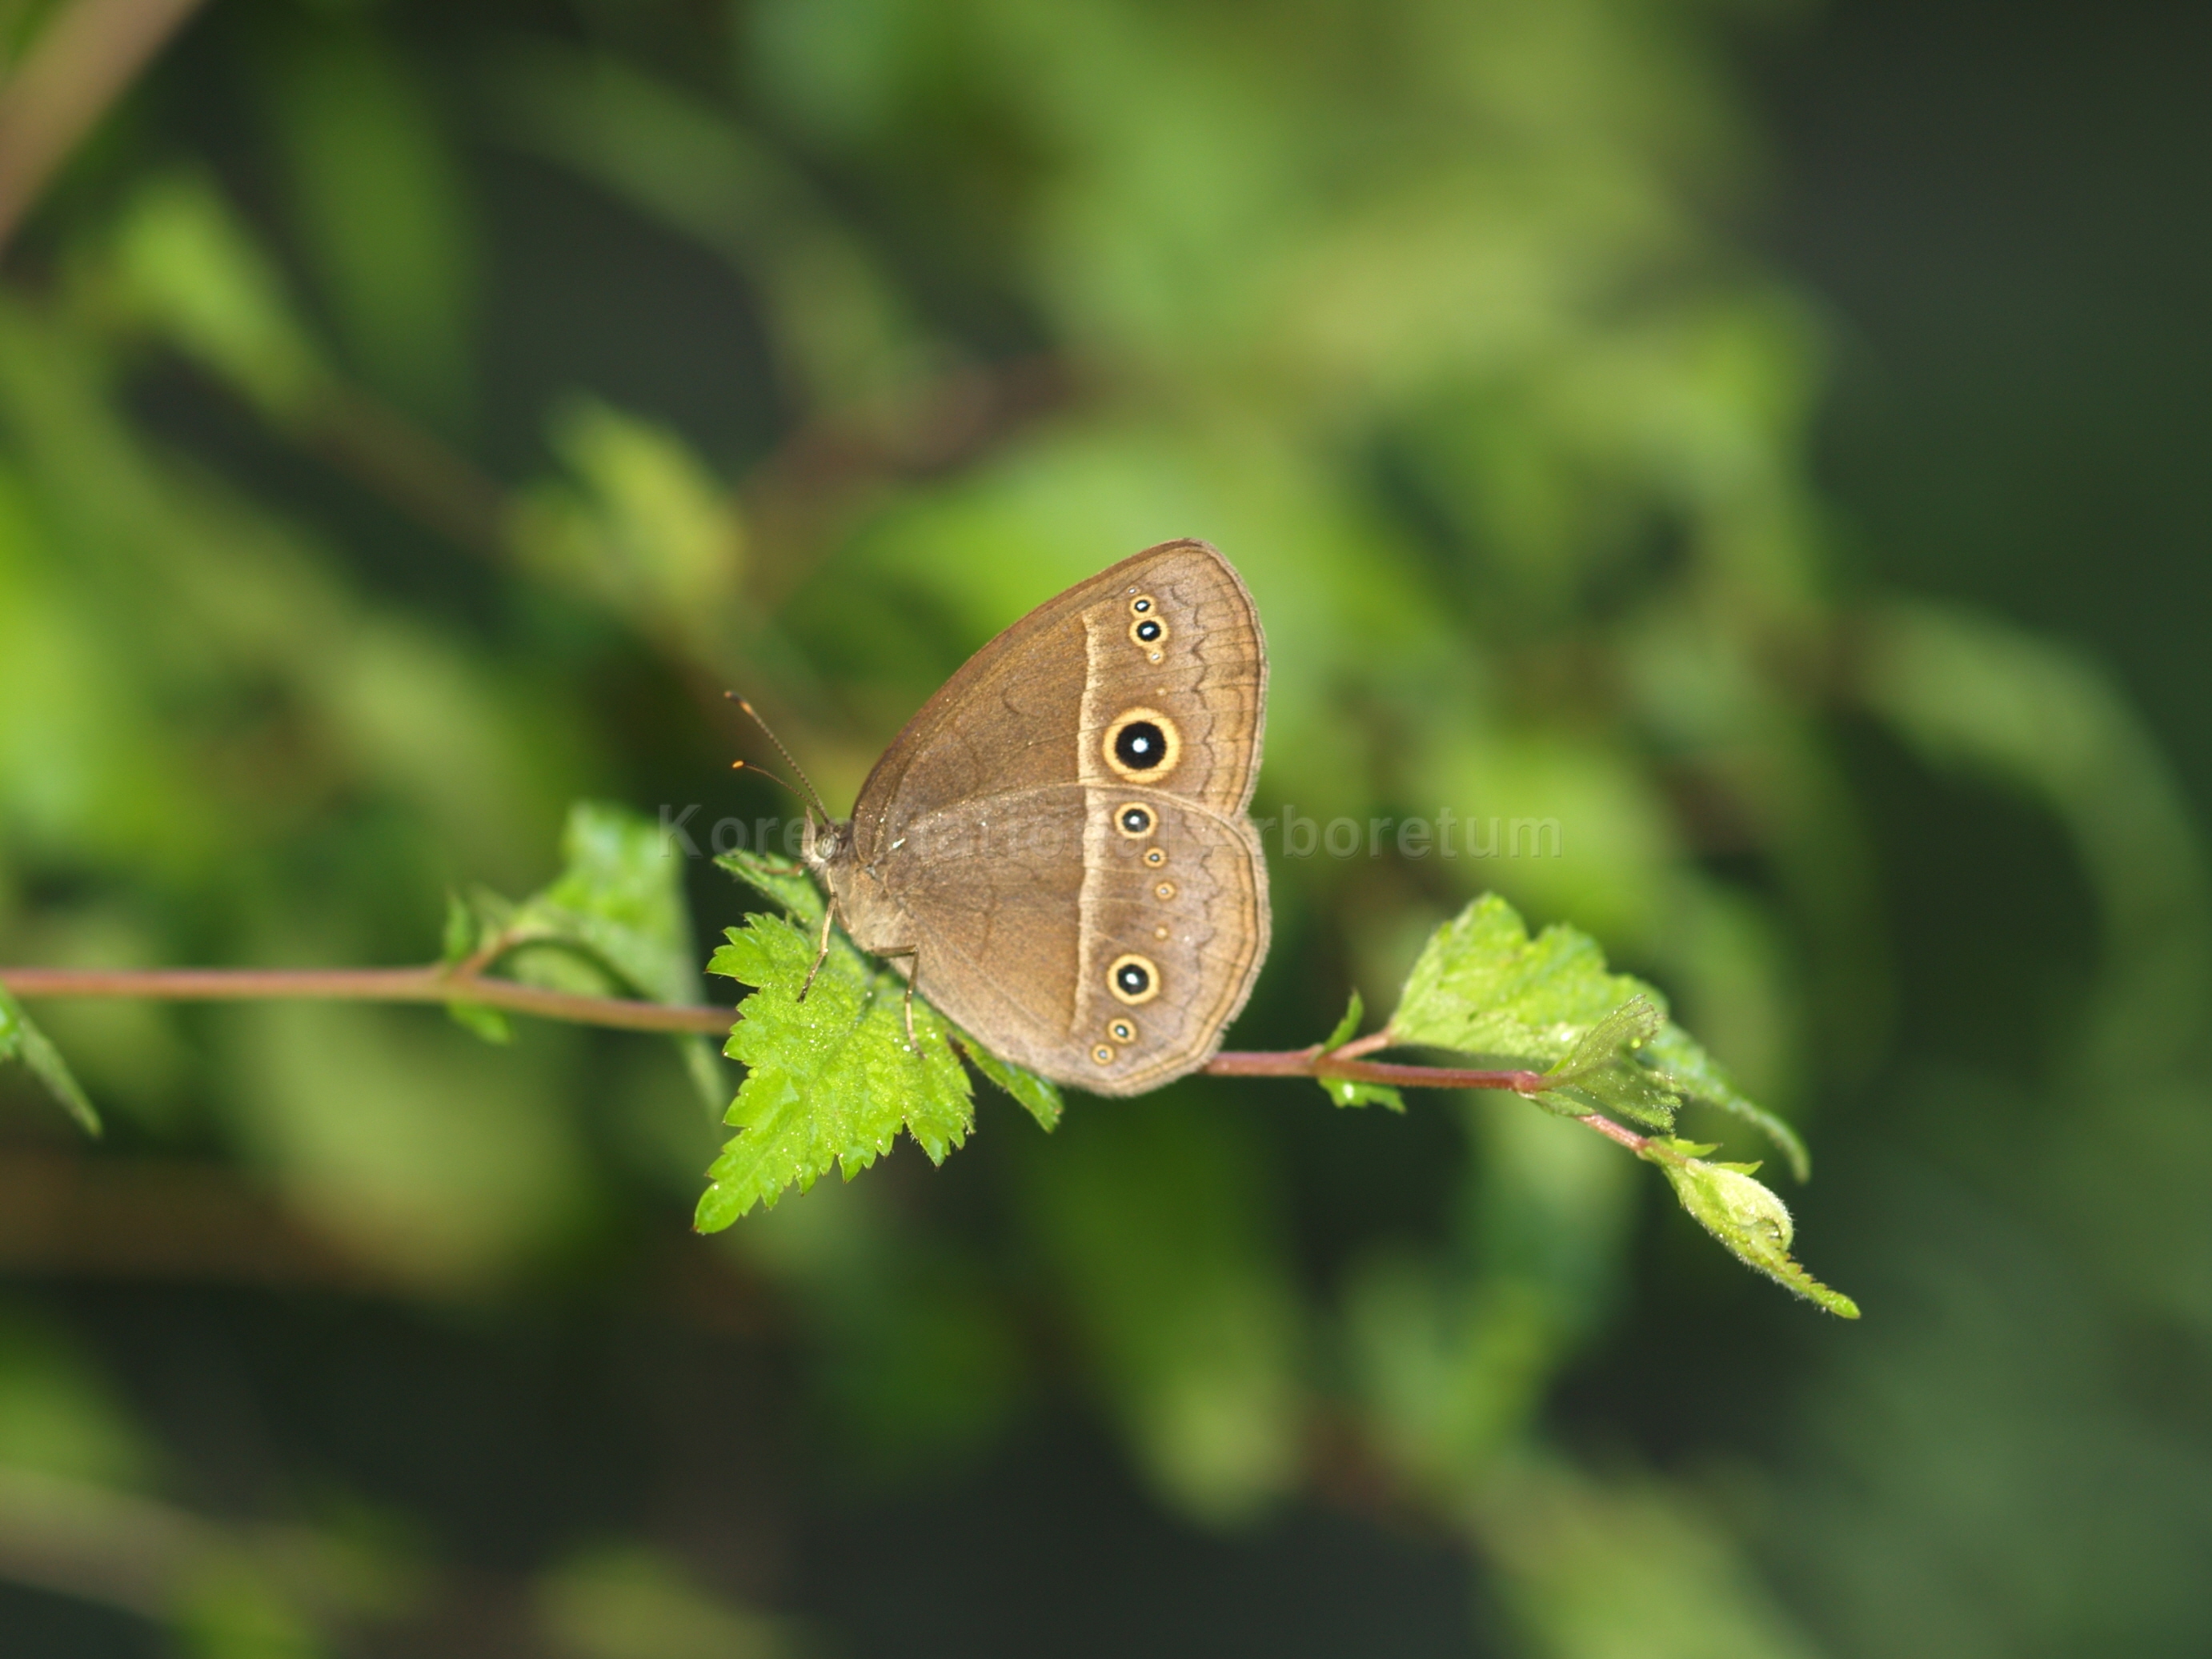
[1204,1047,1545,1094]
[0,964,1652,1152]
[0,965,736,1036]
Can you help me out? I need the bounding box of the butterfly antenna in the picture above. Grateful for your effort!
[725,693,832,824]
[730,759,818,815]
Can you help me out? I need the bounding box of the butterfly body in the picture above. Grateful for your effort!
[803,540,1270,1095]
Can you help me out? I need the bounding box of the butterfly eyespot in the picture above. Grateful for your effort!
[1130,595,1153,613]
[1103,707,1180,781]
[1128,615,1168,651]
[1092,1044,1116,1065]
[1108,953,1160,1005]
[1154,880,1176,900]
[1144,847,1167,868]
[1108,1019,1136,1043]
[1154,924,1170,940]
[1116,803,1156,838]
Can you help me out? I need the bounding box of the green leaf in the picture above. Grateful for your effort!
[1534,995,1677,1130]
[106,170,331,418]
[511,801,709,1008]
[955,1032,1063,1132]
[440,892,513,1044]
[448,803,725,1100]
[1645,1024,1809,1182]
[1322,989,1366,1052]
[1316,989,1405,1112]
[1324,1075,1407,1112]
[1392,894,1658,1065]
[1390,894,1807,1168]
[0,987,101,1136]
[695,912,973,1229]
[508,399,743,654]
[1641,1138,1859,1317]
[717,848,822,920]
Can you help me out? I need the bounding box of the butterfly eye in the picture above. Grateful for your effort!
[1107,953,1160,1005]
[1116,803,1156,838]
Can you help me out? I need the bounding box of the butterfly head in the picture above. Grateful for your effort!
[801,814,851,873]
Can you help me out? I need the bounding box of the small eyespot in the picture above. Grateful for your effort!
[1108,953,1160,1005]
[1128,615,1168,655]
[1154,881,1176,900]
[1092,1044,1116,1065]
[1144,847,1167,868]
[1130,595,1153,614]
[1154,924,1170,940]
[1108,1019,1136,1043]
[1116,803,1155,838]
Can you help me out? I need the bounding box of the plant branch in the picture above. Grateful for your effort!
[0,964,738,1035]
[0,0,210,254]
[1204,1045,1546,1094]
[0,964,1655,1151]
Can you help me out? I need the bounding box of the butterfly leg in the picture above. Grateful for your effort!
[797,900,836,1003]
[876,944,921,1048]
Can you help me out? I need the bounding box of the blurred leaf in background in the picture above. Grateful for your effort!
[0,0,2206,1655]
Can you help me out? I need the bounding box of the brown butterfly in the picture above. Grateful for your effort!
[789,540,1270,1094]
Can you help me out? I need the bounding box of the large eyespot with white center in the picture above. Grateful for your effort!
[1103,707,1180,782]
[1128,614,1168,654]
[1108,952,1160,1005]
[1115,802,1156,839]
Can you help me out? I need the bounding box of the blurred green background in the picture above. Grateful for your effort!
[0,0,2206,1653]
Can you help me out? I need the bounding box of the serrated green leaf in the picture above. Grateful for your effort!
[1642,1139,1858,1317]
[695,913,973,1229]
[717,848,822,920]
[0,987,101,1136]
[1392,895,1657,1063]
[1389,895,1812,1168]
[955,1032,1063,1131]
